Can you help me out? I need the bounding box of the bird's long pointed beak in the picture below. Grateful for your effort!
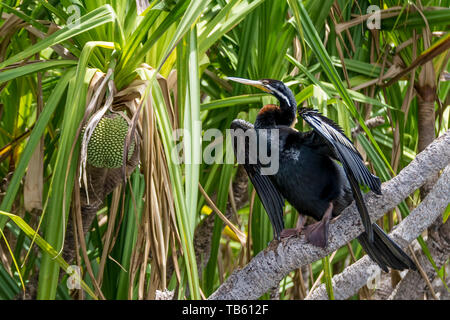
[225,76,271,93]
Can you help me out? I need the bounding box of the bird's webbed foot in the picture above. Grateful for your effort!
[304,203,333,248]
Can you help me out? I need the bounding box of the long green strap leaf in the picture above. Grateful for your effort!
[198,0,265,55]
[0,5,114,69]
[0,69,74,223]
[201,93,266,111]
[157,0,211,72]
[323,255,334,300]
[288,0,394,175]
[37,42,114,299]
[0,210,98,299]
[0,60,77,84]
[185,27,201,233]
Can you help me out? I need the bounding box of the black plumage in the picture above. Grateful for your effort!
[228,77,416,272]
[230,119,285,237]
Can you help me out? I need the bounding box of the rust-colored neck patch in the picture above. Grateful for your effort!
[258,104,280,116]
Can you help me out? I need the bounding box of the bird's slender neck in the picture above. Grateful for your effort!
[254,86,297,129]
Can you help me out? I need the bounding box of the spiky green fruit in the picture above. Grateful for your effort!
[86,115,135,168]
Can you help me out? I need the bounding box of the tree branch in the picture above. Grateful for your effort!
[208,130,450,300]
[388,216,450,300]
[306,165,450,300]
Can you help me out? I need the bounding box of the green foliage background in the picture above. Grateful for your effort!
[0,0,448,300]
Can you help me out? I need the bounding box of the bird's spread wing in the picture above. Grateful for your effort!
[230,119,285,239]
[299,108,381,242]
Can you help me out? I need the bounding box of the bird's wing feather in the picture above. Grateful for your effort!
[230,119,285,238]
[299,108,381,242]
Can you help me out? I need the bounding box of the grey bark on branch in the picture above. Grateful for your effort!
[388,216,450,300]
[306,165,450,300]
[208,130,450,300]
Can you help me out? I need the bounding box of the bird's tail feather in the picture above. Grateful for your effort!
[357,223,416,272]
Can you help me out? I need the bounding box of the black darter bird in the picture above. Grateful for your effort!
[228,77,416,271]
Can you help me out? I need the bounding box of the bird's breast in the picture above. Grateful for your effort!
[272,147,348,220]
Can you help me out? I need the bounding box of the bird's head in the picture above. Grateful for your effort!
[226,77,296,110]
[226,77,297,127]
